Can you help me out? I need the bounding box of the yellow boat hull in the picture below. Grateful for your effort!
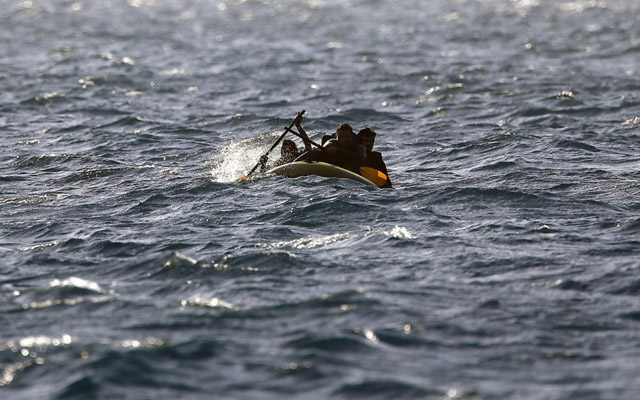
[267,162,378,188]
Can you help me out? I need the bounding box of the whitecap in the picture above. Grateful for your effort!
[260,231,358,250]
[50,277,104,293]
[19,241,59,252]
[381,226,415,239]
[180,296,233,309]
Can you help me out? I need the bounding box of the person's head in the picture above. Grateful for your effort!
[335,123,354,145]
[357,127,377,153]
[281,139,299,159]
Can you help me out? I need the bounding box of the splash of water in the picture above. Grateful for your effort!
[209,132,280,182]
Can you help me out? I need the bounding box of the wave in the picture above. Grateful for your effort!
[0,334,189,398]
[555,139,600,152]
[432,186,545,206]
[92,115,146,130]
[333,379,437,399]
[11,153,88,169]
[19,91,68,106]
[15,277,111,311]
[320,108,409,127]
[471,160,518,171]
[286,335,371,353]
[62,164,156,183]
[122,252,237,284]
[87,239,157,259]
[618,218,640,233]
[257,226,416,252]
[0,194,59,206]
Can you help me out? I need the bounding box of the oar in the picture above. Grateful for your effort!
[282,126,323,149]
[235,110,305,182]
[285,127,389,188]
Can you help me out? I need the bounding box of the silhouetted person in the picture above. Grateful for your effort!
[305,123,365,173]
[358,127,391,188]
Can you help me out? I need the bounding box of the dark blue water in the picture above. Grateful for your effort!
[2,0,640,398]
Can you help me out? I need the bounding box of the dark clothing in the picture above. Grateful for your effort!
[362,151,392,188]
[294,151,310,162]
[362,151,388,175]
[259,152,299,172]
[322,132,359,146]
[307,139,366,174]
[272,153,298,168]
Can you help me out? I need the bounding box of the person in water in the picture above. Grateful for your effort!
[305,123,365,173]
[259,113,312,172]
[259,139,302,172]
[357,127,392,187]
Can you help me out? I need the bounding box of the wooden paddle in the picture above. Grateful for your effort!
[235,110,305,182]
[282,126,323,149]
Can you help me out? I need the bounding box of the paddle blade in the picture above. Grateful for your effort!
[359,167,388,188]
[235,175,247,183]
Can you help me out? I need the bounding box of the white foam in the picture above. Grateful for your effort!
[382,226,415,239]
[209,132,279,183]
[50,277,104,293]
[260,232,358,250]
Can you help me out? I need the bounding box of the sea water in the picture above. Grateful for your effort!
[2,0,640,398]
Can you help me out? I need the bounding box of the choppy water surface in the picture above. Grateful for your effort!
[2,0,640,398]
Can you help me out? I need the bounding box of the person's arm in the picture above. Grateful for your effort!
[294,115,312,152]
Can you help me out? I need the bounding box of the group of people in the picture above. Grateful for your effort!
[259,114,391,187]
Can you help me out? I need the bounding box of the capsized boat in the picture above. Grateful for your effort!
[267,161,379,188]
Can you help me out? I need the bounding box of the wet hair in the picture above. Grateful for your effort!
[334,123,357,144]
[282,139,298,153]
[357,127,377,140]
[336,123,353,134]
